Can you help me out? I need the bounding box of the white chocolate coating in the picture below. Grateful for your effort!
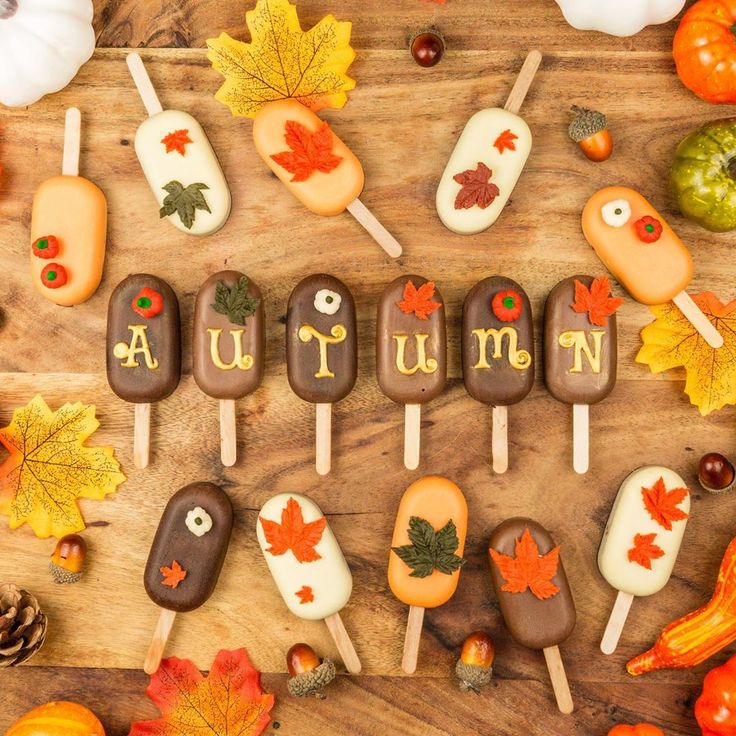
[436,108,532,235]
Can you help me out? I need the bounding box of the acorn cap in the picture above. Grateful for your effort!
[455,659,493,693]
[287,659,337,698]
[568,105,607,142]
[49,561,83,584]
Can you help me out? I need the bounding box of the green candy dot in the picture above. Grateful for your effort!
[195,517,203,525]
[37,239,48,250]
[46,271,57,281]
[646,224,654,233]
[502,296,516,309]
[326,295,333,304]
[137,297,152,309]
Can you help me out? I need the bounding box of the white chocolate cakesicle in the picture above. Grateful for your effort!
[436,109,532,235]
[257,493,353,621]
[134,109,231,236]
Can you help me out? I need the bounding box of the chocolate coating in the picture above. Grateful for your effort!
[193,270,265,400]
[286,275,357,404]
[106,273,181,403]
[144,482,233,613]
[376,275,447,404]
[462,276,534,406]
[543,275,617,405]
[488,518,576,650]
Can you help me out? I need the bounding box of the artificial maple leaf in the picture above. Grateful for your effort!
[571,276,623,326]
[161,129,193,156]
[453,162,500,210]
[489,528,560,600]
[493,129,518,154]
[270,120,343,182]
[628,533,665,570]
[160,560,187,589]
[259,497,326,563]
[160,181,211,230]
[207,0,356,118]
[398,280,442,320]
[636,292,736,416]
[0,395,125,539]
[642,477,689,531]
[295,585,314,604]
[130,649,274,736]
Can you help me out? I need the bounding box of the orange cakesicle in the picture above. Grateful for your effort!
[252,98,365,217]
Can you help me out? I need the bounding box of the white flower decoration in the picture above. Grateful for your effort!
[186,507,213,537]
[601,199,632,228]
[314,288,341,315]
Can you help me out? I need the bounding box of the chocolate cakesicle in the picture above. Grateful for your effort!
[489,518,575,714]
[143,482,233,673]
[462,276,534,473]
[286,275,357,475]
[107,273,181,469]
[377,275,447,470]
[193,271,265,467]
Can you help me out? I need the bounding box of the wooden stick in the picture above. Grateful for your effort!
[600,591,634,655]
[126,52,164,117]
[346,198,402,258]
[404,403,421,470]
[324,611,361,674]
[134,402,151,470]
[492,405,509,474]
[315,403,332,476]
[673,291,724,349]
[62,107,81,177]
[572,403,589,475]
[219,399,236,467]
[504,50,543,114]
[542,645,574,715]
[402,605,425,675]
[144,608,177,675]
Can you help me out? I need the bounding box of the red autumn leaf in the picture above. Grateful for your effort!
[160,560,187,589]
[493,129,518,154]
[489,528,560,600]
[398,280,442,320]
[129,648,274,736]
[161,129,193,156]
[642,477,689,531]
[453,162,500,210]
[295,585,314,604]
[270,120,343,182]
[259,497,326,563]
[571,275,623,326]
[628,533,665,570]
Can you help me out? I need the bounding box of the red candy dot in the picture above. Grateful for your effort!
[32,235,60,259]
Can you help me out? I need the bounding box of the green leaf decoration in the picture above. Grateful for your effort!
[159,181,211,230]
[391,516,466,579]
[212,276,261,326]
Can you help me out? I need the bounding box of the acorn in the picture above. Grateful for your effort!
[410,29,445,68]
[699,452,736,494]
[455,631,494,693]
[286,643,336,698]
[49,534,87,584]
[568,105,613,162]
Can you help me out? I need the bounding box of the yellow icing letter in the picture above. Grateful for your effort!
[298,324,347,379]
[393,333,439,376]
[112,324,159,369]
[558,330,605,374]
[207,328,254,371]
[471,327,532,371]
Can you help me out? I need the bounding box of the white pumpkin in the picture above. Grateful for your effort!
[554,0,686,37]
[0,0,95,107]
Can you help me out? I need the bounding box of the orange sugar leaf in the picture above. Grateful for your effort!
[259,497,327,563]
[493,129,518,154]
[160,560,187,589]
[642,477,689,531]
[161,129,193,155]
[397,280,442,320]
[270,120,343,182]
[628,533,665,570]
[571,275,623,326]
[295,585,314,604]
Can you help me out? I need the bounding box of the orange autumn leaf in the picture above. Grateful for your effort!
[398,280,442,320]
[628,533,665,570]
[129,649,274,736]
[160,560,187,589]
[295,585,314,604]
[161,129,193,156]
[270,120,343,182]
[571,275,623,326]
[642,477,689,531]
[489,527,560,600]
[493,129,518,154]
[259,497,326,563]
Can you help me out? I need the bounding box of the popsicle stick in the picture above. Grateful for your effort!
[542,645,574,714]
[402,605,425,674]
[219,399,236,467]
[144,608,177,674]
[572,404,589,475]
[600,591,634,655]
[504,50,543,115]
[324,612,361,674]
[673,291,724,349]
[315,403,332,476]
[61,107,81,177]
[346,198,403,258]
[126,52,164,117]
[404,404,421,471]
[492,405,509,474]
[134,402,151,470]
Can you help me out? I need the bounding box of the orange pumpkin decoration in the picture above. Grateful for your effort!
[608,726,665,736]
[695,654,736,736]
[5,701,105,736]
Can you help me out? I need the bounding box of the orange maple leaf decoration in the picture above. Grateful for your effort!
[571,276,623,326]
[295,585,314,604]
[130,648,274,736]
[161,129,193,156]
[259,497,327,563]
[628,533,665,570]
[489,528,560,600]
[453,162,500,210]
[270,120,343,182]
[398,280,442,320]
[642,477,689,531]
[160,560,187,589]
[493,129,518,154]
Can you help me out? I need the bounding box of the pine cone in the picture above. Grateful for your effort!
[0,584,47,667]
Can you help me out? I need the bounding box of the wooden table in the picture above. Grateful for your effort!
[1,1,733,733]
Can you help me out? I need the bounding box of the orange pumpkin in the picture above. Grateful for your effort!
[695,654,736,736]
[5,701,105,736]
[608,726,665,736]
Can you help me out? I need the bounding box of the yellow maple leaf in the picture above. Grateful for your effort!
[636,292,736,416]
[206,0,356,118]
[0,395,126,538]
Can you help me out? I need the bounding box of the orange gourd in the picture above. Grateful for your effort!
[5,701,105,736]
[695,654,736,736]
[628,537,736,675]
[608,726,665,736]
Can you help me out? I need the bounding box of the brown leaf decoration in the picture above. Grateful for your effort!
[642,477,689,531]
[628,533,665,569]
[270,120,343,182]
[453,162,500,210]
